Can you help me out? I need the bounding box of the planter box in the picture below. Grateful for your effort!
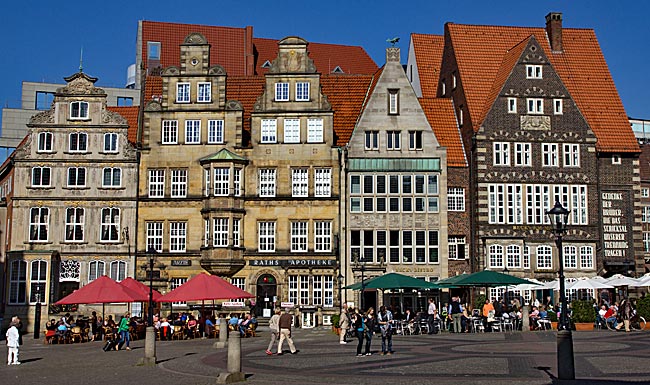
[574,323,594,331]
[551,322,558,330]
[332,326,341,335]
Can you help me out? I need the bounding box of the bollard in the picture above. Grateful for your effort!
[522,305,530,332]
[139,326,157,366]
[216,331,245,383]
[214,317,229,349]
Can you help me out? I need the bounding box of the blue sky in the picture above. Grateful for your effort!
[1,0,648,118]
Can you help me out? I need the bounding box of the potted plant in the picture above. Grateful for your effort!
[636,296,650,329]
[548,310,558,330]
[331,313,341,335]
[570,300,596,331]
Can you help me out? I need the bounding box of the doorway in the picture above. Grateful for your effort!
[256,274,277,317]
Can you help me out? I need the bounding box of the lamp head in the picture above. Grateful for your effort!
[546,200,570,233]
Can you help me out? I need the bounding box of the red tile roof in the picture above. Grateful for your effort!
[141,21,378,76]
[411,33,445,98]
[225,76,265,142]
[144,76,163,102]
[419,98,467,167]
[443,23,638,153]
[321,74,375,146]
[107,106,139,144]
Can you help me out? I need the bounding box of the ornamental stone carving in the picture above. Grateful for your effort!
[144,100,162,112]
[58,73,105,96]
[226,100,243,111]
[101,110,128,125]
[29,110,54,125]
[183,33,207,45]
[208,65,226,75]
[520,115,551,130]
[162,66,180,76]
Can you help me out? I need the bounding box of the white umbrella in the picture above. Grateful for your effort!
[511,278,546,291]
[630,275,650,287]
[605,274,639,287]
[542,279,560,290]
[566,279,614,290]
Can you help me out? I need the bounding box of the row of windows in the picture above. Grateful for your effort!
[492,142,579,167]
[37,132,119,154]
[176,82,212,103]
[28,207,123,243]
[261,118,323,144]
[257,221,332,253]
[350,230,440,264]
[506,97,563,115]
[274,82,310,102]
[8,259,127,304]
[364,130,423,151]
[162,119,224,144]
[486,244,594,270]
[487,184,588,225]
[31,167,123,188]
[288,275,334,307]
[257,168,332,198]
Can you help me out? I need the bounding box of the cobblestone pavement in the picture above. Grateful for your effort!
[2,328,650,385]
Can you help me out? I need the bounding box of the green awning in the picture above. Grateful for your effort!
[200,148,247,163]
[348,158,440,172]
[440,270,536,288]
[344,272,441,290]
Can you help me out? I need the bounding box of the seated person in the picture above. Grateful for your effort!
[482,300,495,331]
[228,314,239,330]
[604,306,618,328]
[205,316,215,337]
[404,309,416,324]
[159,318,172,340]
[56,321,69,337]
[45,319,57,342]
[186,316,198,339]
[239,313,252,336]
[538,306,548,319]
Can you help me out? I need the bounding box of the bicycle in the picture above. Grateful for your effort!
[605,314,646,331]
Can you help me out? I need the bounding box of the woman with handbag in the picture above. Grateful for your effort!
[363,308,375,356]
[352,308,365,357]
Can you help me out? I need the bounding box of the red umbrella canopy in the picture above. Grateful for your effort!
[119,277,162,301]
[156,273,254,303]
[55,276,144,305]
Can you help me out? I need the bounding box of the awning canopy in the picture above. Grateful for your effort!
[156,273,254,303]
[119,277,162,301]
[344,272,441,290]
[437,270,536,288]
[55,276,144,304]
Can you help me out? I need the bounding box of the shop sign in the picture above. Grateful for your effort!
[171,260,192,267]
[601,192,631,258]
[280,302,295,308]
[222,301,245,307]
[249,259,335,267]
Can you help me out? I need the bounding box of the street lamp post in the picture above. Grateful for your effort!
[354,255,366,311]
[546,200,575,380]
[147,247,157,327]
[337,272,344,313]
[141,247,158,366]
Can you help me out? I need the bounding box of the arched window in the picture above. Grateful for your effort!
[536,245,553,269]
[506,245,521,268]
[9,260,27,304]
[70,101,89,119]
[88,261,105,282]
[30,260,47,303]
[110,261,127,282]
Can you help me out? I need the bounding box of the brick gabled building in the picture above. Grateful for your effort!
[409,13,642,294]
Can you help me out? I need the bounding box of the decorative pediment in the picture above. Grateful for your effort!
[226,100,243,111]
[57,72,105,96]
[144,100,162,112]
[162,66,180,76]
[183,33,207,45]
[101,110,128,125]
[208,65,226,75]
[29,110,54,125]
[269,36,316,74]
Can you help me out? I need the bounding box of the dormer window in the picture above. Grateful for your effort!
[261,60,272,69]
[388,89,399,115]
[332,66,344,74]
[197,82,211,103]
[275,83,289,101]
[526,65,542,79]
[176,83,190,103]
[612,155,621,165]
[296,82,310,101]
[70,101,89,119]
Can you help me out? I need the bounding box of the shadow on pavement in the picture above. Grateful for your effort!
[19,358,42,364]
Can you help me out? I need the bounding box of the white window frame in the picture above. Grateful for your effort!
[514,143,531,166]
[527,98,544,114]
[110,261,127,282]
[507,98,517,113]
[29,207,49,242]
[162,120,178,144]
[291,221,308,252]
[488,244,504,269]
[315,221,331,252]
[542,143,559,167]
[88,260,105,282]
[314,168,331,197]
[185,120,201,144]
[526,65,542,79]
[259,169,276,197]
[261,119,277,143]
[213,168,230,196]
[169,222,187,253]
[207,120,224,144]
[296,82,310,101]
[288,276,298,304]
[170,277,187,306]
[104,133,119,153]
[213,218,229,247]
[171,169,187,198]
[563,245,577,269]
[283,118,300,143]
[233,168,242,197]
[642,206,650,223]
[388,89,399,114]
[493,142,510,166]
[176,83,190,103]
[448,236,466,260]
[259,222,275,252]
[536,245,553,270]
[146,222,163,252]
[409,131,423,150]
[506,244,521,268]
[37,132,53,153]
[292,168,308,197]
[580,246,594,269]
[307,118,323,143]
[148,169,165,198]
[523,246,531,269]
[642,188,649,198]
[100,207,120,242]
[65,207,85,242]
[197,82,212,103]
[612,155,621,165]
[365,131,378,150]
[69,132,87,153]
[644,233,650,252]
[554,99,563,115]
[70,101,89,119]
[563,144,580,167]
[102,167,122,188]
[233,218,241,247]
[387,131,400,150]
[275,83,289,101]
[32,167,51,187]
[67,167,86,187]
[9,260,27,304]
[448,187,465,211]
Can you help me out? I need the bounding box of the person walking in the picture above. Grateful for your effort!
[427,298,437,334]
[616,298,634,332]
[448,296,463,333]
[266,308,281,355]
[339,304,350,344]
[377,306,394,355]
[352,308,365,357]
[276,309,297,355]
[363,308,375,356]
[6,317,20,365]
[116,312,131,351]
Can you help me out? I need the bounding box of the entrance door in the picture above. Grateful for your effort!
[256,274,277,317]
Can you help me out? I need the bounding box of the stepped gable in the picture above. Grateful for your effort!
[411,33,445,98]
[419,97,467,167]
[445,22,638,153]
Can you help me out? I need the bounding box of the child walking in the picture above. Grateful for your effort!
[6,317,20,365]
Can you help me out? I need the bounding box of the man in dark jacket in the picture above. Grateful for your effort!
[276,309,297,355]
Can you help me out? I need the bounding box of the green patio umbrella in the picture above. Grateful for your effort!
[343,272,441,290]
[448,270,536,287]
[435,273,469,288]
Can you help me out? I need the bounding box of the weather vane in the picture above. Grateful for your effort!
[386,37,400,46]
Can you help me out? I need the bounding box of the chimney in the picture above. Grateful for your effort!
[545,12,563,52]
[386,47,400,63]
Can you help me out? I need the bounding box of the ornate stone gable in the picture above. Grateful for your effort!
[57,72,106,96]
[269,37,316,74]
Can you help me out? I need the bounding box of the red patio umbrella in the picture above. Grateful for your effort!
[156,273,254,303]
[55,276,144,304]
[119,277,162,301]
